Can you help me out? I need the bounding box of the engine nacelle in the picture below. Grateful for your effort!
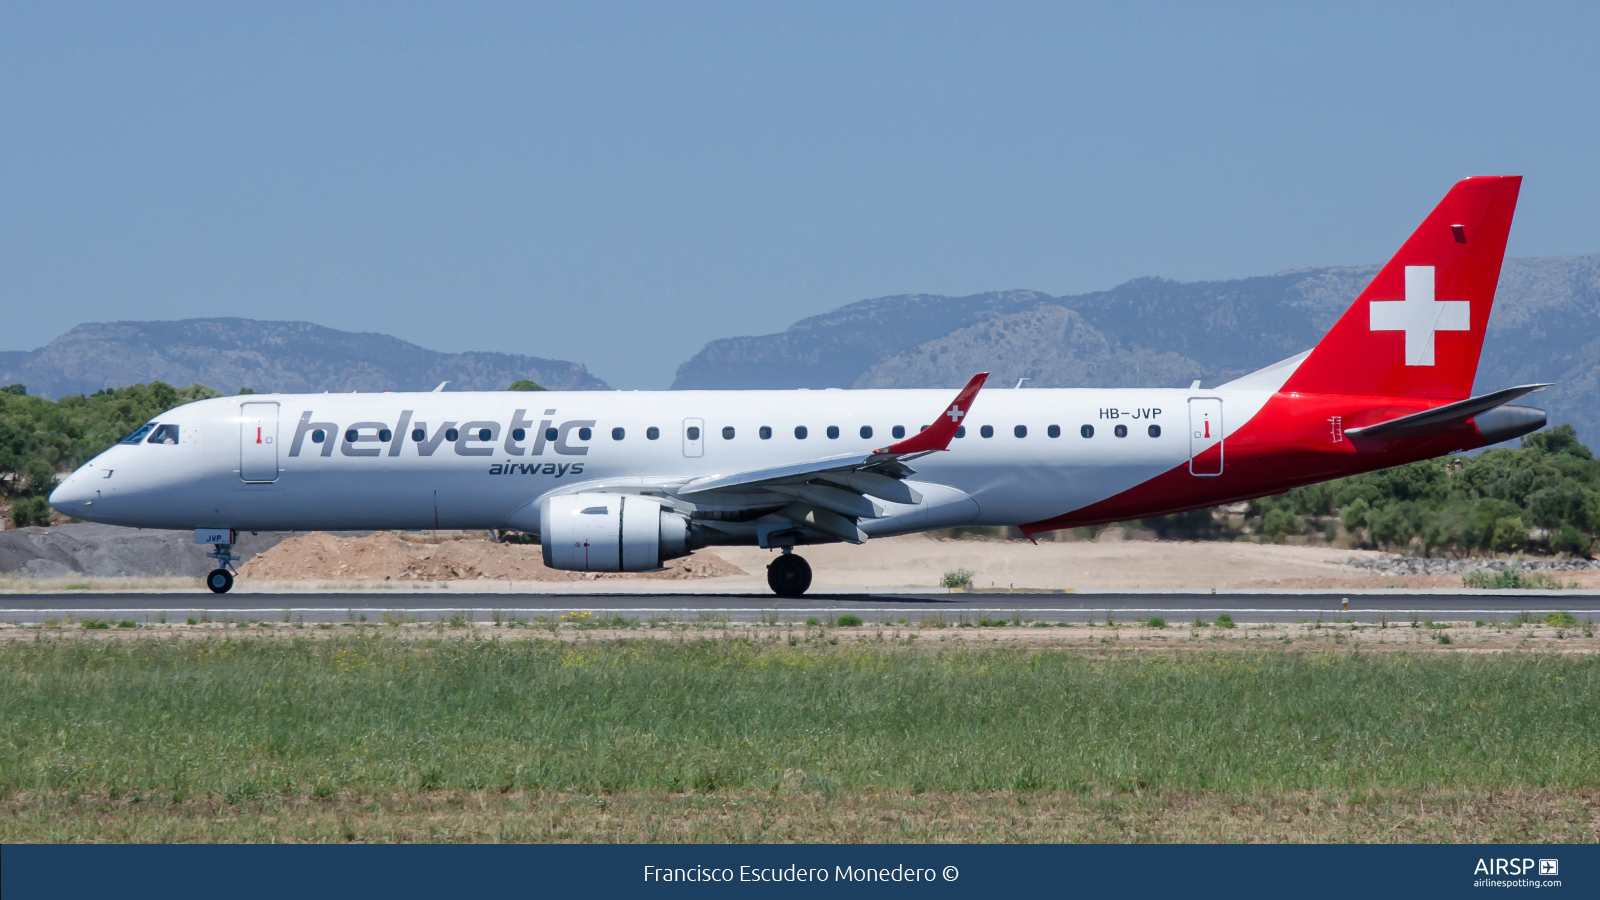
[539,492,696,572]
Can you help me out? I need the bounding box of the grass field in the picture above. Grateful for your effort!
[1,628,1596,842]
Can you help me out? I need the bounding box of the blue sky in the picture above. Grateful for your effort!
[3,2,1596,387]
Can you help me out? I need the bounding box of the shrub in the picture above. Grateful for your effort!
[940,569,975,590]
[1552,524,1590,557]
[1546,611,1580,627]
[8,496,52,528]
[1214,614,1236,629]
[805,617,820,626]
[1146,617,1166,629]
[116,620,137,629]
[835,614,862,627]
[1462,568,1572,590]
[82,619,108,630]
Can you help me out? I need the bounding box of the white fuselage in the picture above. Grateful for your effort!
[51,387,1271,538]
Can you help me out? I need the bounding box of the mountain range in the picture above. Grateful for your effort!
[0,319,609,397]
[4,253,1597,445]
[674,254,1600,445]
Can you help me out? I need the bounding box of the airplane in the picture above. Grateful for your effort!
[50,176,1547,596]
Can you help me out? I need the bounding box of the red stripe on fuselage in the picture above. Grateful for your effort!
[1019,391,1487,535]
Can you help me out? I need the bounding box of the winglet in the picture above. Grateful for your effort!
[877,372,988,455]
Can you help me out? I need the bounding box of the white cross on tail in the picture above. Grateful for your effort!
[1368,266,1469,366]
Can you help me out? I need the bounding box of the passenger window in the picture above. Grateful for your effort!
[722,426,735,439]
[147,424,180,444]
[445,428,460,441]
[612,427,625,440]
[379,429,393,442]
[795,426,808,439]
[892,425,905,439]
[1047,425,1061,438]
[1148,424,1161,438]
[979,425,994,439]
[512,428,526,441]
[545,428,558,441]
[120,423,157,444]
[826,426,840,439]
[577,427,591,441]
[1080,425,1094,438]
[859,425,872,439]
[1014,425,1027,438]
[759,426,772,440]
[346,429,359,443]
[313,430,326,443]
[955,426,966,438]
[1114,424,1128,438]
[647,427,660,440]
[686,426,701,440]
[411,428,425,442]
[478,428,493,441]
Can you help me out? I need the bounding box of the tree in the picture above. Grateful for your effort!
[506,380,546,391]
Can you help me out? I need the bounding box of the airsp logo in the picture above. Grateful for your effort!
[1369,265,1470,366]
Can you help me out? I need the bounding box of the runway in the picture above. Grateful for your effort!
[3,591,1598,625]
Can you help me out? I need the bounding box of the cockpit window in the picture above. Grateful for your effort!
[147,424,180,445]
[120,423,157,444]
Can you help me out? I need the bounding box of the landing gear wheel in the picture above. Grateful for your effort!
[206,568,234,594]
[767,554,812,598]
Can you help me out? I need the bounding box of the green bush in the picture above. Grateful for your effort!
[7,496,52,528]
[1214,614,1236,629]
[940,569,974,590]
[1146,617,1166,629]
[1462,568,1573,590]
[835,614,863,627]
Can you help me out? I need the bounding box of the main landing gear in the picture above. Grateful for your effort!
[766,550,812,598]
[206,540,241,594]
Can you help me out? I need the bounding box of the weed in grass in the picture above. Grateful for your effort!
[82,620,108,630]
[117,620,137,629]
[1215,614,1235,629]
[186,618,198,626]
[156,612,167,625]
[1435,633,1454,645]
[281,608,291,624]
[805,617,820,626]
[836,615,863,627]
[1475,620,1487,627]
[1463,568,1577,590]
[449,611,470,629]
[1546,611,1580,628]
[491,609,504,627]
[1146,617,1166,629]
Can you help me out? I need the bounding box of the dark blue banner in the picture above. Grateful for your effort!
[3,844,1592,899]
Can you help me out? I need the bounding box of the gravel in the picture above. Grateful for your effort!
[1344,555,1600,576]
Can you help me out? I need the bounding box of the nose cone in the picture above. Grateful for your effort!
[49,470,100,515]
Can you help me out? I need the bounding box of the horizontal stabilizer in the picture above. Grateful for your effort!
[1344,383,1550,441]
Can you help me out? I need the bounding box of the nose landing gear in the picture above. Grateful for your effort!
[766,550,812,598]
[205,539,241,594]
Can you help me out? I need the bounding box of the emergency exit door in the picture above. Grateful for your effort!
[240,402,280,483]
[682,418,704,458]
[1188,398,1223,476]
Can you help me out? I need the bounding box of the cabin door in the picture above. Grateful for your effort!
[1187,398,1223,477]
[239,402,280,483]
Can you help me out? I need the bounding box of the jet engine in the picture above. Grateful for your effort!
[540,492,698,572]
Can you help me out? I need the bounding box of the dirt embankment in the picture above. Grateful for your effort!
[237,532,745,582]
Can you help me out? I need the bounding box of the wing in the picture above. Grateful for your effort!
[675,373,988,545]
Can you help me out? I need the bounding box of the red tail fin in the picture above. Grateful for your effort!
[1280,176,1521,400]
